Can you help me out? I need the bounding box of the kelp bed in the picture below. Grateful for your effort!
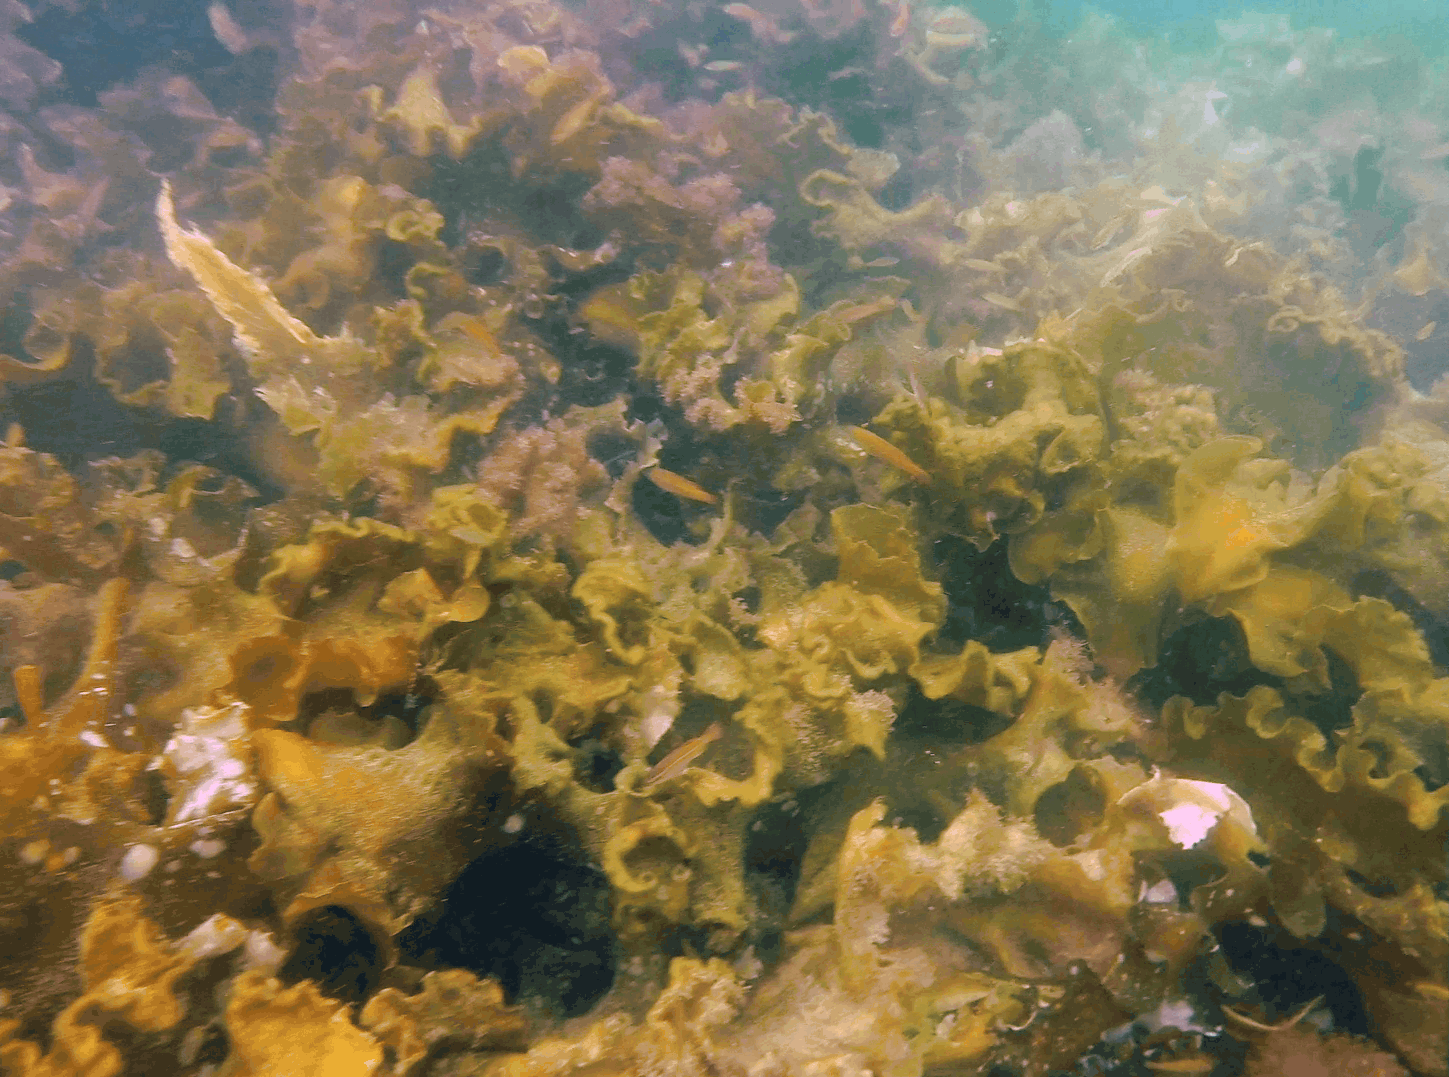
[0,0,1445,1074]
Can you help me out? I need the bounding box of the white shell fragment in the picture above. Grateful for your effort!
[119,843,160,882]
[1115,774,1261,852]
[153,701,258,825]
[190,838,228,859]
[180,913,248,958]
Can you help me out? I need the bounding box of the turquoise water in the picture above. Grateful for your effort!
[1040,0,1449,43]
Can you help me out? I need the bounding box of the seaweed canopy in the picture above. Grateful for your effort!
[2,0,1449,1074]
[156,182,520,505]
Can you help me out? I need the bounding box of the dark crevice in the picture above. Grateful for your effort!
[737,484,807,538]
[0,366,283,504]
[1211,917,1369,1036]
[1034,766,1108,847]
[894,683,1016,745]
[833,393,876,427]
[139,766,170,826]
[1351,568,1449,672]
[932,534,1080,651]
[631,470,706,545]
[396,835,619,1018]
[585,428,638,481]
[1129,616,1363,738]
[279,906,384,1005]
[552,339,637,409]
[0,703,25,732]
[17,1,233,105]
[570,729,625,794]
[1296,647,1359,741]
[742,782,835,967]
[294,678,437,747]
[444,429,488,482]
[1129,616,1280,711]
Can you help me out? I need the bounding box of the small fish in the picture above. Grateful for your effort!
[835,297,897,324]
[1220,995,1323,1034]
[850,426,929,482]
[455,316,500,351]
[647,467,717,504]
[1417,321,1436,341]
[890,0,911,37]
[645,722,723,789]
[550,91,605,146]
[982,291,1022,311]
[1103,246,1152,284]
[703,60,743,72]
[207,1,249,54]
[722,3,768,30]
[721,3,793,43]
[1090,218,1128,249]
[925,9,986,45]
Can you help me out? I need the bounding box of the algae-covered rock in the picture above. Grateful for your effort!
[0,0,1445,1073]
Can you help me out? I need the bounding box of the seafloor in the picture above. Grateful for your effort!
[0,0,1445,1074]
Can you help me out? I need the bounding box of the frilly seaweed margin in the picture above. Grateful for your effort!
[0,1,1445,1075]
